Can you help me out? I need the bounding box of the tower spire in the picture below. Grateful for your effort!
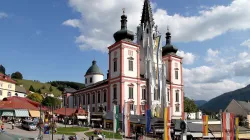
[141,0,154,26]
[166,26,171,45]
[113,8,134,42]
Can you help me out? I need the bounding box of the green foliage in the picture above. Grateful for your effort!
[49,86,53,92]
[37,89,41,94]
[27,93,43,103]
[48,81,85,91]
[184,97,198,113]
[15,79,62,97]
[11,71,23,79]
[41,85,46,89]
[0,65,6,75]
[42,96,61,106]
[29,85,35,92]
[201,85,250,112]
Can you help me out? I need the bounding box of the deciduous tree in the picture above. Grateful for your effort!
[27,93,43,103]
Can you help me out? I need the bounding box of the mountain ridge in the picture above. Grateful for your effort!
[200,84,250,112]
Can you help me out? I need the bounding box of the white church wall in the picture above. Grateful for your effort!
[172,86,183,117]
[85,74,103,86]
[171,59,182,85]
[123,45,138,78]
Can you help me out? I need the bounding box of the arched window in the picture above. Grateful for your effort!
[113,58,117,72]
[128,84,134,99]
[103,90,107,102]
[113,84,117,99]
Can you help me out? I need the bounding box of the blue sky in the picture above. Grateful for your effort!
[1,0,250,100]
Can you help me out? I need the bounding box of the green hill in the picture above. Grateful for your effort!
[200,84,250,113]
[47,81,85,91]
[15,79,62,97]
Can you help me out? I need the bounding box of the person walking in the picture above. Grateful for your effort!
[1,123,4,132]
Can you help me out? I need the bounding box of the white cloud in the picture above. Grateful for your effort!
[184,47,250,100]
[64,0,250,52]
[241,39,250,48]
[238,52,248,59]
[0,12,8,19]
[177,50,196,65]
[63,0,250,100]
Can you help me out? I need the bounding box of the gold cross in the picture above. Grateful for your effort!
[122,8,125,14]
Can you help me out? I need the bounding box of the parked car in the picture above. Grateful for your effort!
[21,120,37,131]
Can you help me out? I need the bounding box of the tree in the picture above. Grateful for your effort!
[41,85,46,89]
[11,71,23,79]
[42,96,61,107]
[29,85,35,92]
[37,89,41,94]
[184,97,199,113]
[49,86,53,92]
[27,93,43,103]
[0,65,6,75]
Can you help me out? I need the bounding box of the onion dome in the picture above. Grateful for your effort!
[0,64,5,75]
[113,9,134,42]
[85,60,103,76]
[162,28,178,56]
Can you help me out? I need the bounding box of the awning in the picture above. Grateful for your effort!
[1,111,14,116]
[77,116,87,120]
[91,118,102,121]
[29,110,40,118]
[15,109,29,117]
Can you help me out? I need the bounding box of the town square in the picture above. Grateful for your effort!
[1,0,250,140]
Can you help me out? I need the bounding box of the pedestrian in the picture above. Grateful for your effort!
[1,123,4,132]
[75,134,78,140]
[11,122,14,129]
[91,134,94,140]
[62,134,65,140]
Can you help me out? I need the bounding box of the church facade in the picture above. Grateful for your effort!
[63,0,184,119]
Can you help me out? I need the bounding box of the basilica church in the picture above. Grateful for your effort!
[63,0,184,119]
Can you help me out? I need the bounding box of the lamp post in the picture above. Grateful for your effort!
[64,105,67,128]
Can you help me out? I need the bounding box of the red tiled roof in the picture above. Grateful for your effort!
[0,97,38,110]
[0,73,16,84]
[54,108,77,116]
[13,97,47,111]
[75,107,88,115]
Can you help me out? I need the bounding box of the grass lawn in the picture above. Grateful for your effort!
[85,131,122,139]
[56,127,89,135]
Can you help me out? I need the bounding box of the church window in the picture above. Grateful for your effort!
[167,89,170,101]
[129,60,133,71]
[83,95,85,105]
[175,68,179,80]
[142,88,146,100]
[130,104,134,111]
[129,87,133,99]
[175,105,180,112]
[154,88,158,100]
[175,90,179,102]
[103,90,107,102]
[92,94,95,103]
[98,92,100,103]
[113,87,117,99]
[90,77,93,83]
[141,105,145,111]
[114,58,117,72]
[87,94,90,104]
[85,78,87,84]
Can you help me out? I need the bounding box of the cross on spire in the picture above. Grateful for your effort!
[122,8,125,15]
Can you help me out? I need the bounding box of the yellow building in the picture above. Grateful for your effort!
[0,72,16,100]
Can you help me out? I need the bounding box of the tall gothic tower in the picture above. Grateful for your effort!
[136,0,184,119]
[136,0,164,115]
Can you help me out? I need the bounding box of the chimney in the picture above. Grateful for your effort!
[107,70,109,79]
